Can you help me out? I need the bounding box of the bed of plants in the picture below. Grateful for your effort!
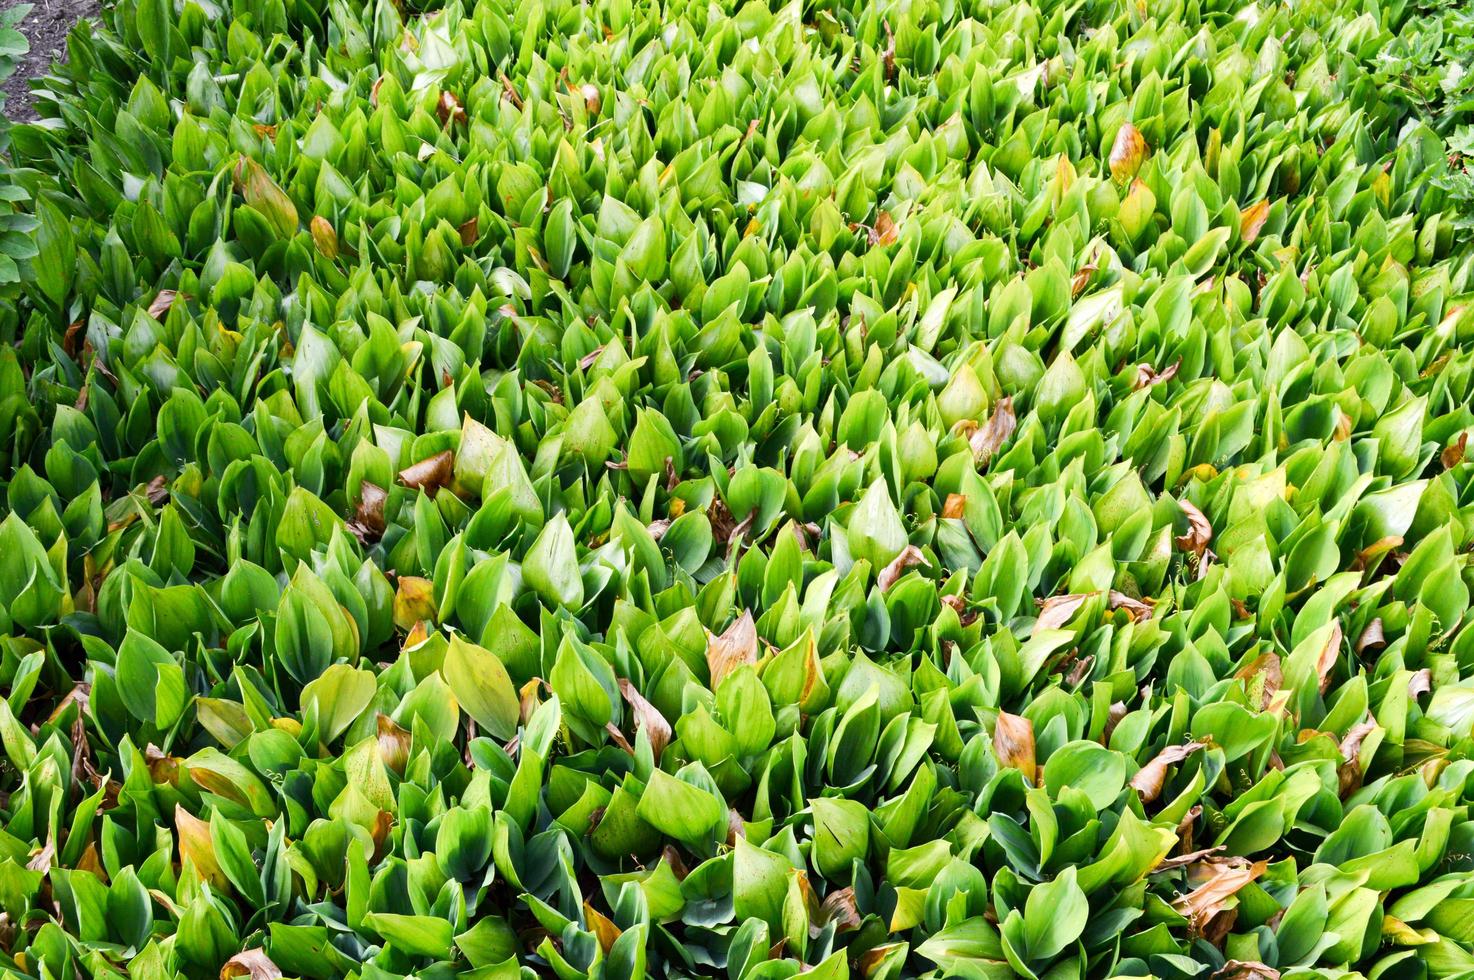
[0,0,1472,976]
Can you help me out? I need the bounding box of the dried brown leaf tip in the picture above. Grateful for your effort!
[970,396,1016,463]
[397,450,455,496]
[617,678,672,760]
[1134,359,1180,390]
[1175,499,1212,557]
[1109,122,1148,182]
[147,289,188,321]
[877,545,929,592]
[941,493,967,519]
[1130,741,1206,802]
[707,610,758,687]
[1171,857,1267,937]
[993,710,1036,784]
[437,90,467,126]
[220,949,283,980]
[869,210,899,247]
[349,481,388,545]
[1443,431,1468,469]
[1239,200,1270,244]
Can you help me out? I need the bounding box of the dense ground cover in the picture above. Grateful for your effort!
[0,0,1472,976]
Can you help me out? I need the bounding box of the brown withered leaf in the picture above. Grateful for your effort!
[1353,535,1402,572]
[877,545,929,592]
[1315,622,1343,694]
[1234,652,1282,711]
[1175,499,1212,557]
[1109,122,1148,182]
[578,345,606,371]
[145,475,170,506]
[1034,592,1090,632]
[1102,700,1128,744]
[1133,359,1180,390]
[870,211,898,247]
[1065,654,1094,687]
[1071,262,1097,298]
[1130,741,1207,802]
[1239,200,1270,244]
[617,678,672,760]
[220,949,283,980]
[993,711,1035,784]
[1356,618,1386,655]
[970,396,1016,463]
[397,450,454,497]
[349,481,388,545]
[1211,960,1279,980]
[1154,845,1225,872]
[147,290,188,321]
[1108,590,1156,623]
[707,610,757,687]
[1443,431,1468,469]
[816,888,861,936]
[646,518,672,541]
[1408,668,1432,699]
[604,721,634,754]
[941,493,967,519]
[1172,859,1267,935]
[940,593,978,626]
[437,90,467,126]
[458,217,479,247]
[377,714,411,774]
[26,837,55,874]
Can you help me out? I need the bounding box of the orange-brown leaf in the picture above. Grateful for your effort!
[1109,123,1148,182]
[1239,200,1270,244]
[1034,592,1090,633]
[221,949,283,980]
[993,711,1035,784]
[1175,499,1212,557]
[941,493,967,519]
[397,450,455,496]
[1443,431,1468,469]
[311,215,338,260]
[970,396,1016,463]
[707,610,757,688]
[877,545,929,592]
[584,901,622,953]
[1316,622,1344,694]
[618,678,672,760]
[870,211,899,247]
[1130,741,1206,802]
[1172,859,1267,934]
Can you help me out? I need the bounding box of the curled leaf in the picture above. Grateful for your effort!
[1443,431,1468,469]
[1315,622,1343,694]
[1034,592,1090,632]
[1175,500,1212,557]
[1171,859,1267,935]
[1134,359,1180,390]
